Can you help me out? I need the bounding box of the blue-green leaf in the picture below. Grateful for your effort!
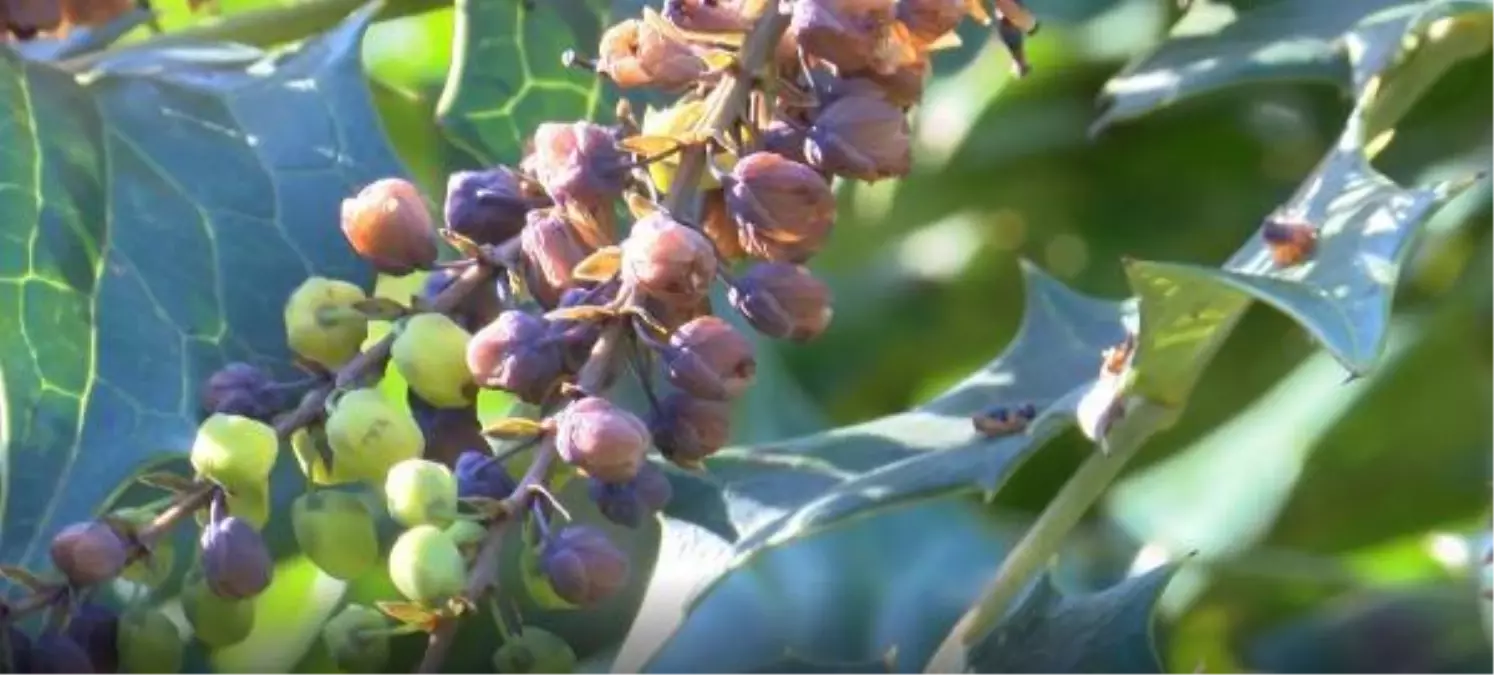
[967,565,1180,673]
[0,2,400,577]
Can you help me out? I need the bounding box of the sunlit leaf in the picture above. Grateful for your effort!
[1093,0,1492,133]
[0,3,401,581]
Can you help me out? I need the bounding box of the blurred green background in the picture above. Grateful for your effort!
[86,0,1494,670]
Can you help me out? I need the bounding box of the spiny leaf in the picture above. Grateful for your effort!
[616,265,1131,671]
[1093,0,1491,133]
[966,565,1181,673]
[0,4,402,575]
[377,601,443,633]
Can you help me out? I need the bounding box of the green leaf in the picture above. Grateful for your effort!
[966,565,1181,673]
[437,0,625,163]
[1093,0,1492,133]
[616,265,1132,671]
[0,4,403,572]
[664,262,1128,549]
[1118,5,1488,408]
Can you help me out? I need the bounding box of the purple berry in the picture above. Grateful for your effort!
[200,516,273,600]
[539,526,629,606]
[455,450,518,501]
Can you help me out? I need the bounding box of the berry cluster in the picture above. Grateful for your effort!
[0,0,1038,671]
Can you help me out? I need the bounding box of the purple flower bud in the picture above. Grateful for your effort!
[663,0,751,32]
[665,316,756,400]
[621,212,717,308]
[201,362,281,422]
[521,122,628,213]
[598,19,708,90]
[50,521,128,587]
[729,262,834,342]
[587,479,646,528]
[790,0,894,73]
[632,461,673,512]
[805,93,912,181]
[650,393,732,465]
[539,526,629,606]
[520,208,595,308]
[555,397,651,484]
[66,603,119,674]
[896,0,964,43]
[444,166,544,246]
[724,152,836,263]
[340,178,439,276]
[587,462,673,528]
[200,517,273,600]
[548,287,609,372]
[30,631,94,674]
[762,120,810,165]
[467,310,565,404]
[455,450,518,501]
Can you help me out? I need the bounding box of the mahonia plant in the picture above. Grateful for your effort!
[0,0,1042,671]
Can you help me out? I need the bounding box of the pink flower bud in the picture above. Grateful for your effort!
[539,526,629,606]
[520,209,595,308]
[651,393,731,465]
[50,521,128,587]
[665,315,757,400]
[728,262,834,342]
[556,397,651,483]
[790,0,894,73]
[621,212,717,308]
[597,19,708,90]
[896,0,964,43]
[522,122,628,212]
[805,92,911,181]
[467,311,564,404]
[724,152,836,263]
[340,178,438,276]
[444,166,545,246]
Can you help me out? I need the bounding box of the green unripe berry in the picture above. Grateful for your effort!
[284,277,369,370]
[445,519,488,556]
[182,579,255,648]
[492,627,576,673]
[190,414,278,492]
[392,313,477,408]
[384,459,459,528]
[388,525,466,603]
[324,388,424,484]
[321,604,391,673]
[291,491,379,580]
[289,426,358,486]
[118,607,185,674]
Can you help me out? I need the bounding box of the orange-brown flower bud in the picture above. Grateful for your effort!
[340,178,438,276]
[621,212,717,308]
[597,19,708,90]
